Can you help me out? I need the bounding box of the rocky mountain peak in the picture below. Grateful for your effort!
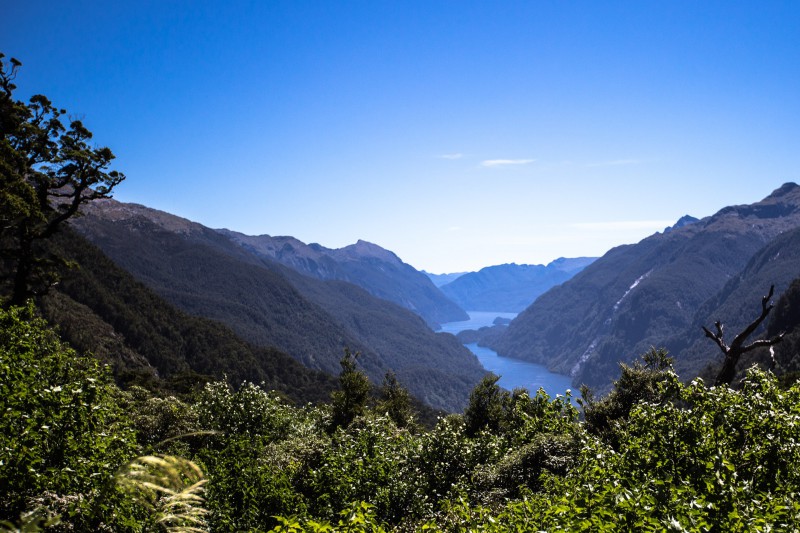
[766,182,800,199]
[334,240,402,263]
[664,215,699,233]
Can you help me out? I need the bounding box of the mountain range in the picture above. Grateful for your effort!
[217,230,467,328]
[71,199,486,411]
[488,183,800,392]
[437,258,596,312]
[61,182,800,400]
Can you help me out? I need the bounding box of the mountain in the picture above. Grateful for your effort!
[490,183,800,392]
[669,225,800,380]
[41,227,339,405]
[766,275,800,380]
[424,271,468,288]
[439,258,596,312]
[72,199,486,411]
[217,230,468,328]
[663,215,700,233]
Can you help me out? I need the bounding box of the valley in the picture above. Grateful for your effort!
[66,183,800,402]
[4,6,800,529]
[440,312,575,398]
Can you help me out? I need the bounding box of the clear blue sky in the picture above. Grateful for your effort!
[4,1,799,273]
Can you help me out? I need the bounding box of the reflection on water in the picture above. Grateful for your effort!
[442,311,576,399]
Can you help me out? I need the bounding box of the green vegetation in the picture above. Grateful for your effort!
[5,307,800,531]
[5,50,800,531]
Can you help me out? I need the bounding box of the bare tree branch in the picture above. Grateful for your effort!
[704,285,785,386]
[702,321,728,352]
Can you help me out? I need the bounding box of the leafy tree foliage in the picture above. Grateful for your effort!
[0,304,138,530]
[581,347,679,446]
[6,300,800,532]
[0,54,124,305]
[330,350,372,431]
[377,371,413,429]
[464,374,507,437]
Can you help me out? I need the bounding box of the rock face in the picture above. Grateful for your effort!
[439,258,596,313]
[73,199,485,412]
[489,183,800,393]
[217,230,468,328]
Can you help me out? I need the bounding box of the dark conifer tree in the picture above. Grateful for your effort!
[330,349,371,430]
[0,53,124,305]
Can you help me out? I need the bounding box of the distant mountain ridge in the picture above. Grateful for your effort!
[439,257,597,312]
[490,183,800,392]
[424,271,468,288]
[72,199,485,411]
[217,230,468,327]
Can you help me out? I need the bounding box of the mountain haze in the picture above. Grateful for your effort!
[439,258,596,312]
[424,271,468,288]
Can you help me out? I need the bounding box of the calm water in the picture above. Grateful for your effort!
[442,312,576,399]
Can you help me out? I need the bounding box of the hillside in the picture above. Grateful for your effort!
[41,227,338,404]
[439,258,596,312]
[767,276,800,380]
[490,183,800,392]
[72,199,486,411]
[666,226,800,384]
[218,230,468,327]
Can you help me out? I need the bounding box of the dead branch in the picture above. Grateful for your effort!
[703,285,785,386]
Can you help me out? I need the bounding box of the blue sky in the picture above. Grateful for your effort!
[4,1,799,272]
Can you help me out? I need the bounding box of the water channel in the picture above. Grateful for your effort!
[441,312,576,399]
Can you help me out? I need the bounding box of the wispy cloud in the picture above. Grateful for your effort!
[438,153,464,160]
[571,220,674,231]
[481,159,535,167]
[585,159,640,168]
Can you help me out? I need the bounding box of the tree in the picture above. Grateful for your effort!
[581,347,678,446]
[703,285,785,386]
[377,371,413,428]
[464,374,508,437]
[0,53,124,305]
[330,349,371,430]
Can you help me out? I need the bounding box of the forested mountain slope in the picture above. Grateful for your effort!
[219,230,468,327]
[73,199,485,411]
[666,225,800,381]
[767,275,800,379]
[42,228,338,404]
[491,183,800,392]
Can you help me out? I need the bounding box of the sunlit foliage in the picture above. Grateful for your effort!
[4,301,800,531]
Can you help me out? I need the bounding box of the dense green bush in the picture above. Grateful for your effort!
[0,305,139,530]
[5,302,800,531]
